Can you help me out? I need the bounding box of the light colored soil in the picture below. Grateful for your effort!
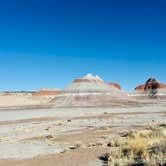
[0,95,50,107]
[0,105,165,166]
[0,147,110,166]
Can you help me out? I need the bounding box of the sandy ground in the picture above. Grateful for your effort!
[0,147,110,166]
[0,103,165,166]
[0,95,50,108]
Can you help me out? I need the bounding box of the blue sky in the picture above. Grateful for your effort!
[0,0,166,91]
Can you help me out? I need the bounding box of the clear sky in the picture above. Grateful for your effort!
[0,0,166,91]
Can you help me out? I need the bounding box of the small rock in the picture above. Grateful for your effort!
[99,127,107,130]
[69,146,76,150]
[69,144,81,150]
[159,124,166,128]
[45,135,54,139]
[96,142,103,146]
[107,142,112,147]
[100,136,107,139]
[60,149,68,153]
[99,153,110,161]
[75,144,81,148]
[45,127,50,131]
[87,144,92,147]
[119,130,130,137]
[57,123,63,126]
[87,143,96,147]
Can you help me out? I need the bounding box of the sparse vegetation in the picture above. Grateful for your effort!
[104,123,166,166]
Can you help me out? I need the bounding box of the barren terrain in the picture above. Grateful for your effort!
[0,101,165,166]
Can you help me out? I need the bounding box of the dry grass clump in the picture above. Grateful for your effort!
[105,123,166,166]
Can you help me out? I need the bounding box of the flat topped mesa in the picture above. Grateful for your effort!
[74,73,104,83]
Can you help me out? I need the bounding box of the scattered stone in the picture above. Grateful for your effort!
[96,142,103,146]
[99,153,110,161]
[87,143,96,147]
[99,127,107,130]
[69,146,76,150]
[47,143,53,146]
[57,123,63,126]
[119,130,130,137]
[45,135,54,139]
[87,144,91,147]
[107,142,112,147]
[75,144,81,148]
[60,149,68,154]
[159,123,166,128]
[69,144,81,150]
[100,136,107,139]
[45,127,51,131]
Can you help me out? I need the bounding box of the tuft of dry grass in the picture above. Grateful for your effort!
[104,123,166,166]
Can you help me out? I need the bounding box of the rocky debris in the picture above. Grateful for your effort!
[69,146,77,150]
[45,127,51,131]
[107,142,112,147]
[159,124,166,128]
[96,142,103,146]
[57,123,63,126]
[118,130,131,137]
[99,127,108,130]
[104,112,108,114]
[60,149,69,154]
[69,144,82,150]
[45,135,54,139]
[87,143,96,147]
[99,153,110,162]
[100,136,107,139]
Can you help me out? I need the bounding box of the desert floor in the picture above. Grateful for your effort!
[0,103,165,166]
